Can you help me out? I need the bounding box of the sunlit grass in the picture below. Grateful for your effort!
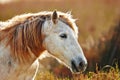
[35,65,120,80]
[35,71,71,80]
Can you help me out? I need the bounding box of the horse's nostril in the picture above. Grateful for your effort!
[71,60,79,72]
[79,61,84,68]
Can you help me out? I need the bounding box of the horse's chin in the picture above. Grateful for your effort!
[69,67,86,74]
[70,70,84,75]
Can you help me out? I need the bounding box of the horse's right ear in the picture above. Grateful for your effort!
[52,10,58,24]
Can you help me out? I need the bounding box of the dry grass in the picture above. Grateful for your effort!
[36,65,120,80]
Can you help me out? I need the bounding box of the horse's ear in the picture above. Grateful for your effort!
[52,10,58,24]
[66,11,72,15]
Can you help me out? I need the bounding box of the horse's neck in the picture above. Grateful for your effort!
[0,42,15,79]
[0,41,37,80]
[0,39,36,62]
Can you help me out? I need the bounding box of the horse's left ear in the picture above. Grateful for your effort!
[52,10,58,24]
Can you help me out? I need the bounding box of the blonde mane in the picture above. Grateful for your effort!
[0,11,78,63]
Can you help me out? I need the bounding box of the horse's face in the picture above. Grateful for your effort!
[42,11,87,73]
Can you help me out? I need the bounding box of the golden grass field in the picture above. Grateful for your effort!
[0,0,120,80]
[36,65,120,80]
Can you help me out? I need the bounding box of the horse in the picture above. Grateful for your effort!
[0,10,87,80]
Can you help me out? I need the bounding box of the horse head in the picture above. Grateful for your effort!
[42,10,87,73]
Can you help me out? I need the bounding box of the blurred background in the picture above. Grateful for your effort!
[0,0,120,78]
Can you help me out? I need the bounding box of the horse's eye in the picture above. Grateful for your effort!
[60,34,67,38]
